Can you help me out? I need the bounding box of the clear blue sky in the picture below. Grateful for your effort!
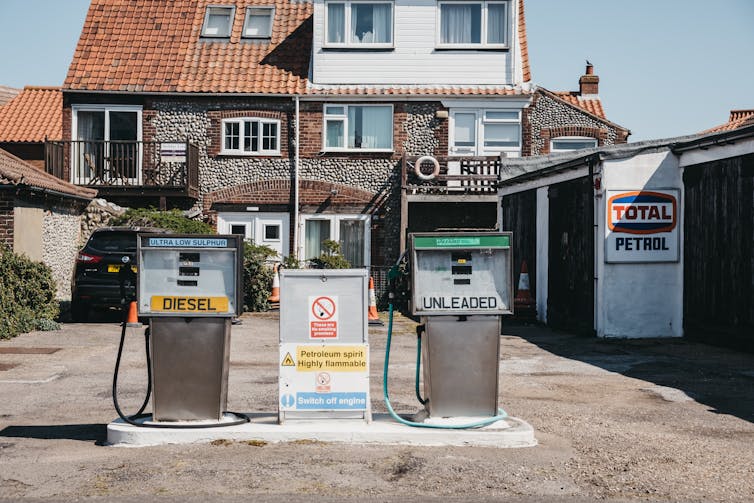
[0,0,752,141]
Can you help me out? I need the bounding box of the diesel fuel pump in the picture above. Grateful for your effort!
[383,232,514,428]
[111,233,248,428]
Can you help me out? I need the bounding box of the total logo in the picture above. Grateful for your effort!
[608,191,677,234]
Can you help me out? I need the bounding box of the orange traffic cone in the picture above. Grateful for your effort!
[368,276,383,326]
[514,260,537,322]
[268,264,280,303]
[125,301,142,327]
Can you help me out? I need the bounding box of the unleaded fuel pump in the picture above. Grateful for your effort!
[383,232,514,428]
[111,233,249,428]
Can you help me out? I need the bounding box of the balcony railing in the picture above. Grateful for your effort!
[402,154,501,194]
[44,140,199,197]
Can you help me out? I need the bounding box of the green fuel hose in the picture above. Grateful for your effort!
[382,302,509,429]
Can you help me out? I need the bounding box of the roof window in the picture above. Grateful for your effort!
[202,6,235,38]
[243,7,275,38]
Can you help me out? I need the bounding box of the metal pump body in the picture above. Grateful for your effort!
[409,232,513,418]
[136,234,242,422]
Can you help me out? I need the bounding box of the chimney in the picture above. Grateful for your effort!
[579,61,599,96]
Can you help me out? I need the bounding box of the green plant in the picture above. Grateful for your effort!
[0,246,60,340]
[281,254,302,269]
[242,240,277,312]
[110,208,214,234]
[310,240,351,269]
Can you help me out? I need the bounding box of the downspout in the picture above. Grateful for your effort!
[293,95,300,260]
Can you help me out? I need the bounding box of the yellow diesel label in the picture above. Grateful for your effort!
[150,296,229,313]
[295,346,367,372]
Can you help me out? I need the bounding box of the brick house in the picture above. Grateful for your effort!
[38,0,627,271]
[0,148,96,299]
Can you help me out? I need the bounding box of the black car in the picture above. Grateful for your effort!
[70,227,167,321]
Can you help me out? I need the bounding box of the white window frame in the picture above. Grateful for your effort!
[263,222,282,242]
[220,117,281,156]
[299,214,371,268]
[322,104,394,152]
[201,5,235,38]
[550,136,598,153]
[242,6,275,39]
[436,0,509,49]
[71,104,143,184]
[449,108,520,156]
[324,0,395,49]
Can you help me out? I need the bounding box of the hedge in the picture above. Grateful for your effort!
[0,246,60,339]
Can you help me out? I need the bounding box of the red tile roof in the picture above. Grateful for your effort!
[0,87,62,143]
[65,0,312,94]
[703,109,754,134]
[64,0,532,96]
[0,148,96,200]
[550,91,605,119]
[0,86,21,107]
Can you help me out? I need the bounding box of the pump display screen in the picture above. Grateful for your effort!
[137,234,241,317]
[410,233,513,316]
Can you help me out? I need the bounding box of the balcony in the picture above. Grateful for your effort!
[401,154,501,196]
[44,140,199,199]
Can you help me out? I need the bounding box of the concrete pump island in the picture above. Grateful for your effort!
[107,232,535,448]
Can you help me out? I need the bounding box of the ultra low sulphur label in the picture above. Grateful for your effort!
[150,296,229,313]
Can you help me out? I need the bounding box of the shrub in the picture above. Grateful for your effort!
[110,208,214,234]
[243,241,277,312]
[0,246,60,340]
[281,254,302,269]
[310,240,351,269]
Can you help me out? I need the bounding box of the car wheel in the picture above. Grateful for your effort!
[71,301,89,322]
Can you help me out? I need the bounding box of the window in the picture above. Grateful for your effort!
[301,215,370,267]
[72,105,142,184]
[202,6,235,38]
[438,1,508,48]
[323,104,393,151]
[550,137,598,152]
[326,1,393,47]
[264,224,281,241]
[450,109,520,155]
[221,118,280,155]
[243,7,274,38]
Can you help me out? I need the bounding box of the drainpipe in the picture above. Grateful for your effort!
[293,95,300,260]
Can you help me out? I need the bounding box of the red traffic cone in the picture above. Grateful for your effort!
[268,264,280,303]
[514,260,537,322]
[125,301,142,327]
[368,277,383,326]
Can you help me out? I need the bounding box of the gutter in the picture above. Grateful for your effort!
[293,95,300,261]
[0,183,96,203]
[671,124,754,153]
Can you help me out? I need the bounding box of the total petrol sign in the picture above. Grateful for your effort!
[605,189,679,263]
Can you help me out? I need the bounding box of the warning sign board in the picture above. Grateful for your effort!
[295,346,367,372]
[281,352,295,367]
[308,295,338,339]
[279,343,369,412]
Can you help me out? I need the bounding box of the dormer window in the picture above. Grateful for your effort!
[325,1,393,48]
[437,1,508,48]
[202,5,235,38]
[243,7,274,38]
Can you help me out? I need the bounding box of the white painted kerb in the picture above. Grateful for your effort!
[107,413,536,448]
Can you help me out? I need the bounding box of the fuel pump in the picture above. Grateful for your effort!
[383,232,514,428]
[111,234,249,428]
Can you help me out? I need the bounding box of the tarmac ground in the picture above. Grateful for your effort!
[1,310,753,502]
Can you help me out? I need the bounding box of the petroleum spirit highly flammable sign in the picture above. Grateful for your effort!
[605,189,679,263]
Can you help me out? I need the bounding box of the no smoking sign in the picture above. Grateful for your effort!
[309,296,338,339]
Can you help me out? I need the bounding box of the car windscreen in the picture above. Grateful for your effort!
[87,232,138,252]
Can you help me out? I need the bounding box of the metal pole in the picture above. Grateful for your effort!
[293,95,300,260]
